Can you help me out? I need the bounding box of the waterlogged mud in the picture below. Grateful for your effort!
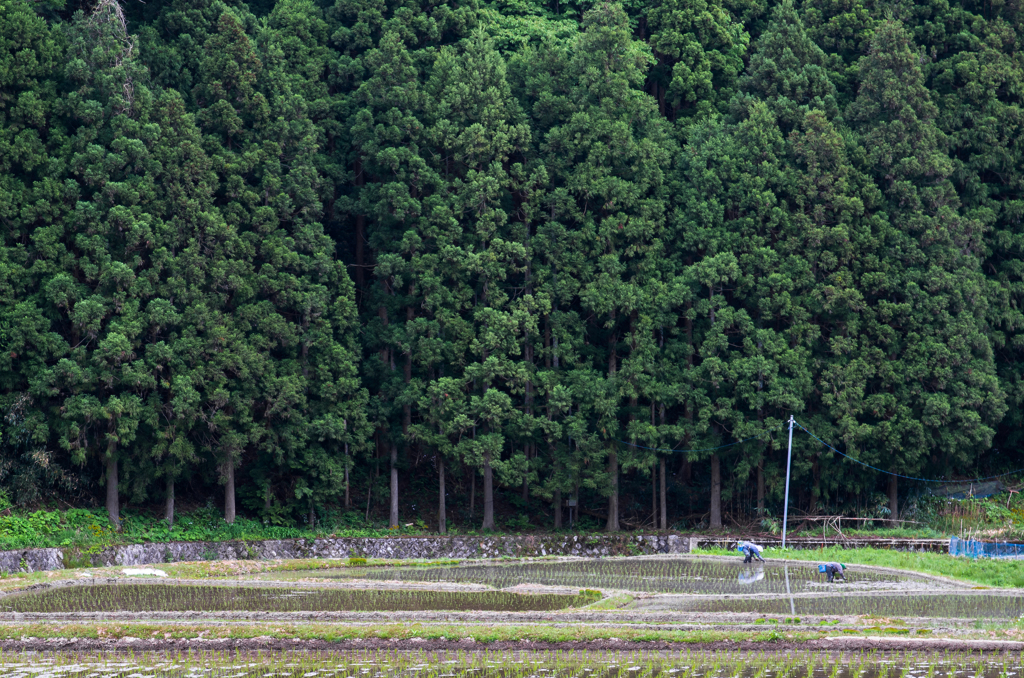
[264,557,954,596]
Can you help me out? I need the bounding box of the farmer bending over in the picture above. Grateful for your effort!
[824,562,846,582]
[737,541,765,563]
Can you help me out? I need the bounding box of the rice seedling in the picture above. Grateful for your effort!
[304,558,937,596]
[0,584,592,614]
[646,591,1024,620]
[0,648,1014,678]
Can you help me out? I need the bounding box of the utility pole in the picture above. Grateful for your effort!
[782,415,795,549]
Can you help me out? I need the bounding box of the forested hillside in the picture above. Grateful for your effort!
[2,0,1022,533]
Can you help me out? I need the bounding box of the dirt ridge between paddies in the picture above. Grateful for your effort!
[0,634,1022,654]
[0,576,498,597]
[0,609,975,635]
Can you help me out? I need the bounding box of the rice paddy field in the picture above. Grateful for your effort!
[635,591,1024,618]
[0,650,1021,678]
[273,559,951,595]
[0,584,592,614]
[0,554,1021,674]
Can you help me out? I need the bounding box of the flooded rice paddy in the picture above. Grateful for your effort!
[263,559,947,596]
[4,557,1017,620]
[0,651,1020,678]
[0,554,1019,675]
[0,585,590,613]
[634,591,1024,618]
[227,557,1024,621]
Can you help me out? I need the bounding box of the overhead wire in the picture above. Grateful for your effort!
[795,420,1024,484]
[617,419,1024,484]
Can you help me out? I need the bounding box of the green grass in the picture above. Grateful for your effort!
[694,546,1024,588]
[822,526,945,539]
[583,593,634,610]
[0,620,827,645]
[0,506,439,553]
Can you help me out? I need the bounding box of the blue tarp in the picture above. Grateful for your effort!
[949,536,1024,559]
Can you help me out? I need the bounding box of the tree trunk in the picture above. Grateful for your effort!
[659,456,667,530]
[606,448,619,532]
[680,458,691,484]
[390,441,399,528]
[522,338,533,506]
[224,459,236,524]
[438,455,446,535]
[652,465,657,528]
[105,452,120,531]
[403,302,414,518]
[757,459,765,516]
[365,448,377,522]
[308,505,316,529]
[812,457,821,513]
[554,488,562,529]
[521,445,529,503]
[344,443,350,509]
[469,467,475,518]
[165,476,175,529]
[355,213,365,289]
[544,318,552,368]
[889,475,898,522]
[710,454,722,528]
[353,157,365,291]
[482,450,495,530]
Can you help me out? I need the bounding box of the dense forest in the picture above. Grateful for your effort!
[1,0,1022,533]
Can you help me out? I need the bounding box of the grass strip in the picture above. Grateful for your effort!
[694,546,1024,588]
[0,621,824,644]
[156,557,462,579]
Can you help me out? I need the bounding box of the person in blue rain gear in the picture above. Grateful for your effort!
[737,541,765,563]
[821,562,846,582]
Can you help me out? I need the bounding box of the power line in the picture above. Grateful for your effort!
[795,420,1024,484]
[618,419,1024,485]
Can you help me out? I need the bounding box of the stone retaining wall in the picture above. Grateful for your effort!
[0,533,950,574]
[0,534,686,573]
[0,548,64,575]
